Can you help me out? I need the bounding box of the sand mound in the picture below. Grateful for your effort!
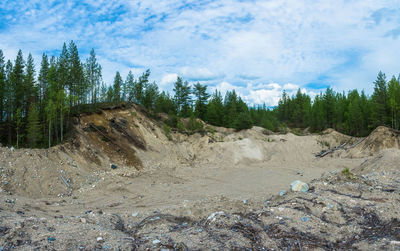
[346,126,400,157]
[315,128,359,151]
[354,148,400,174]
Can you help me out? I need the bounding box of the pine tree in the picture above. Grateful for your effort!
[143,81,158,110]
[5,60,13,145]
[0,50,5,130]
[323,87,336,128]
[125,71,135,102]
[173,77,192,117]
[193,82,210,120]
[388,76,400,129]
[136,69,150,105]
[57,90,69,143]
[25,53,37,117]
[27,103,41,147]
[15,108,22,148]
[206,90,224,126]
[38,53,49,104]
[45,99,56,147]
[13,50,25,121]
[371,71,389,127]
[113,71,122,103]
[85,49,102,104]
[68,41,85,107]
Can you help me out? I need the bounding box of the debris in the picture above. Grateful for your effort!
[47,237,56,243]
[60,175,70,187]
[207,211,225,221]
[111,164,118,169]
[152,239,161,244]
[132,212,139,217]
[97,237,104,243]
[279,190,287,196]
[80,218,87,223]
[290,180,309,192]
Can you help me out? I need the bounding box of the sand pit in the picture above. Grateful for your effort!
[0,106,399,250]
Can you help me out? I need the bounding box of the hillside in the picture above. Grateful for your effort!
[0,106,399,250]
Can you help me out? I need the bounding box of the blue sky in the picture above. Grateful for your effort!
[1,0,400,105]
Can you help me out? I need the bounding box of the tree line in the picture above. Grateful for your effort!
[276,71,400,136]
[0,41,398,148]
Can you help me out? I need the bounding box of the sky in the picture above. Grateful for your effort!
[1,0,400,106]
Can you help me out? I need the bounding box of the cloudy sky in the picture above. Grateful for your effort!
[1,0,400,105]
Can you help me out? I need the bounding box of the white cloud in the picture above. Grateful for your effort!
[1,0,399,102]
[160,73,178,86]
[283,83,300,90]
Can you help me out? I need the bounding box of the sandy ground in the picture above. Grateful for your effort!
[0,106,399,250]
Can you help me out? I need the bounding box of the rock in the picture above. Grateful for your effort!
[10,146,14,151]
[47,237,56,243]
[301,216,310,222]
[152,239,161,244]
[390,240,400,246]
[110,164,118,169]
[279,190,287,196]
[97,237,104,243]
[290,180,309,192]
[207,211,225,221]
[80,218,87,223]
[131,212,139,217]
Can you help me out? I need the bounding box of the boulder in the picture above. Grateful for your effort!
[290,180,309,192]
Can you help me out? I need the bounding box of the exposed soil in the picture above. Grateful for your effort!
[0,106,399,250]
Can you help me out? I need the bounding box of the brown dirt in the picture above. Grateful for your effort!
[0,106,399,250]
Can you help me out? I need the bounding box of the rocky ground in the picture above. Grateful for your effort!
[0,106,399,250]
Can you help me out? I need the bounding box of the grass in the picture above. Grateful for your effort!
[163,124,172,141]
[341,168,354,179]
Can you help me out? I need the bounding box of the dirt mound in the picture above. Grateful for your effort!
[318,128,359,148]
[346,126,400,158]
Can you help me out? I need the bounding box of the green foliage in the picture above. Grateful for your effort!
[0,43,398,149]
[173,77,192,117]
[177,120,185,132]
[27,104,41,148]
[187,115,204,132]
[163,124,172,140]
[341,168,354,180]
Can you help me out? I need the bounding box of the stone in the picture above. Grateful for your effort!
[301,216,310,222]
[279,190,287,196]
[97,237,104,243]
[290,180,309,192]
[152,239,161,244]
[47,237,56,243]
[131,212,139,217]
[80,218,87,223]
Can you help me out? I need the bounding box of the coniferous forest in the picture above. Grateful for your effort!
[0,41,399,148]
